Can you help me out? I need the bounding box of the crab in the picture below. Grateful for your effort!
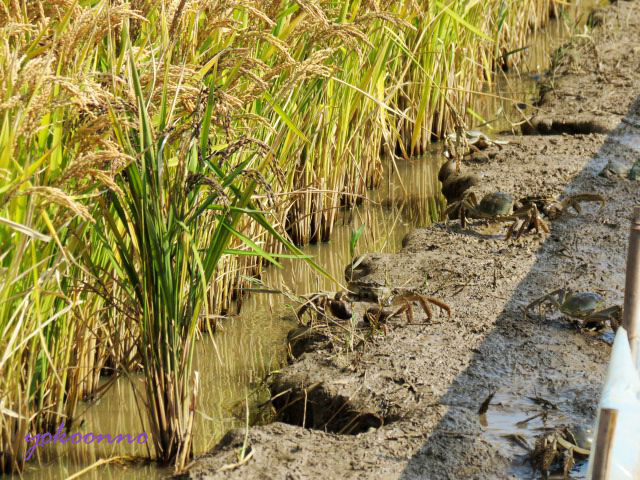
[364,292,451,335]
[443,191,549,240]
[444,191,605,240]
[525,289,622,330]
[445,130,508,152]
[296,291,352,323]
[517,193,605,220]
[530,427,591,480]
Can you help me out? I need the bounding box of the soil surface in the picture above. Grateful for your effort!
[186,2,640,478]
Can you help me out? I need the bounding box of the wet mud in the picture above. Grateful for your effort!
[187,2,640,478]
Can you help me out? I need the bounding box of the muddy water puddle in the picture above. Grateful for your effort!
[18,2,606,478]
[481,391,590,479]
[481,391,566,454]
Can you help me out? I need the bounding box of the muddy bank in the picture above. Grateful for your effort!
[186,2,640,478]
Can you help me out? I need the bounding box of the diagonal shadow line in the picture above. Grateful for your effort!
[400,96,640,479]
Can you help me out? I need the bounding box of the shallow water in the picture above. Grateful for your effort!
[482,391,593,479]
[17,2,604,478]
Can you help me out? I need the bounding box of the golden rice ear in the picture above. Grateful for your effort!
[22,187,94,223]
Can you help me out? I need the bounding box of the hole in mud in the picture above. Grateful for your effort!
[286,325,327,360]
[521,114,615,135]
[270,382,391,435]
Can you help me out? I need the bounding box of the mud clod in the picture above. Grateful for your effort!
[438,159,480,203]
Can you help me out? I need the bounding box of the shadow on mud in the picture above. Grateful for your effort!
[400,97,640,479]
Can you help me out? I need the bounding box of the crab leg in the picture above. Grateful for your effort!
[510,205,549,239]
[505,218,520,241]
[425,297,451,317]
[560,193,605,215]
[442,203,458,220]
[414,299,431,321]
[582,306,623,330]
[296,293,328,320]
[529,204,549,232]
[515,216,530,239]
[524,289,565,319]
[442,192,478,228]
[390,294,451,322]
[460,206,469,229]
[406,303,415,323]
[527,207,550,237]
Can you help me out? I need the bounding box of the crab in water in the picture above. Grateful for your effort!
[530,427,591,480]
[296,291,352,323]
[525,289,622,331]
[364,292,451,335]
[443,191,549,240]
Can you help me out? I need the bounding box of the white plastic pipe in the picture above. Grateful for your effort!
[587,327,640,479]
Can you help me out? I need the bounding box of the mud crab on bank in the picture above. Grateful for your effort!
[442,191,549,240]
[296,291,352,322]
[364,292,451,335]
[516,193,605,220]
[442,191,605,240]
[525,289,622,331]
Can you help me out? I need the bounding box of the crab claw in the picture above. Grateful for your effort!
[559,193,605,215]
[442,191,478,228]
[507,204,549,240]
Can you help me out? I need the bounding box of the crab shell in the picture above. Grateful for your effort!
[561,292,604,316]
[477,192,514,216]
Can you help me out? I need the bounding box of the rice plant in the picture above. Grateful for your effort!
[86,29,335,464]
[0,3,121,469]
